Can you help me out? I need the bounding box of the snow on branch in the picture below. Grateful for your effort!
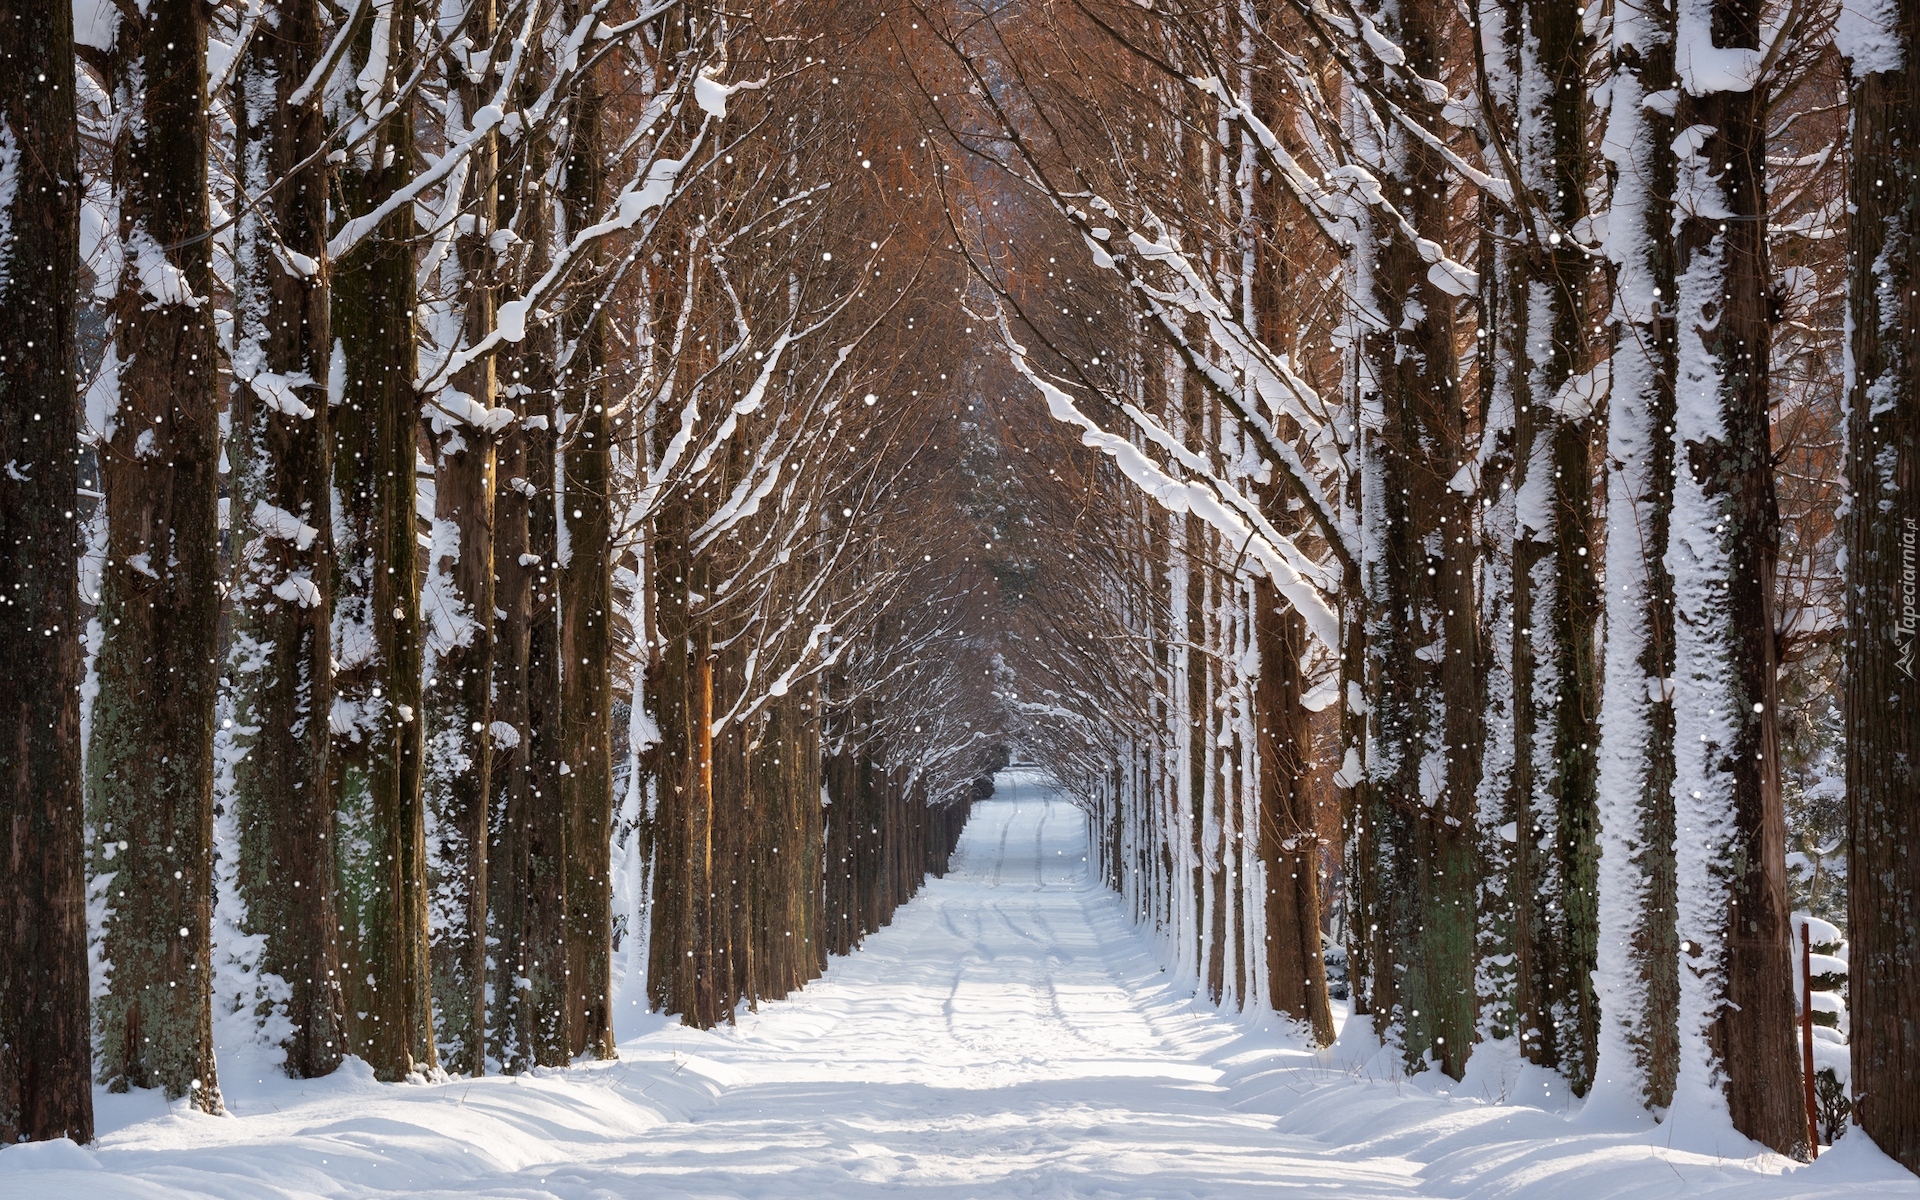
[998,313,1340,650]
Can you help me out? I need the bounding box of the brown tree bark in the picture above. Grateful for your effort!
[228,0,344,1080]
[331,0,437,1080]
[488,411,535,1071]
[1489,0,1605,1092]
[1671,0,1802,1153]
[1842,0,1919,1170]
[646,477,711,1023]
[1244,36,1336,1039]
[1255,594,1336,1044]
[1355,0,1482,1079]
[0,0,93,1143]
[485,73,569,1069]
[424,0,502,1077]
[1590,0,1681,1115]
[89,0,223,1110]
[559,59,617,1058]
[526,376,572,1064]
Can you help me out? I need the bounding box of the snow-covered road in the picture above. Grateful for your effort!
[551,778,1425,1198]
[4,772,1912,1198]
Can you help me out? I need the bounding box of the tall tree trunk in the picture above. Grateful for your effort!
[1339,542,1374,1021]
[1238,79,1328,1006]
[1591,0,1681,1117]
[1503,0,1603,1092]
[646,485,700,1018]
[1356,0,1482,1078]
[701,648,724,1016]
[526,363,571,1063]
[1471,136,1520,1051]
[560,59,617,1058]
[489,412,534,1071]
[89,0,222,1110]
[1255,593,1336,1043]
[0,0,93,1142]
[424,0,503,1077]
[228,0,344,1080]
[821,733,857,960]
[1841,0,1918,1170]
[799,687,826,982]
[331,0,437,1080]
[486,79,568,1068]
[1669,0,1802,1153]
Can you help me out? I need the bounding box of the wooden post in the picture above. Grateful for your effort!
[696,654,715,1025]
[1800,921,1819,1157]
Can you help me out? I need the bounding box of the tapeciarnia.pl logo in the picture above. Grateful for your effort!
[1900,517,1917,680]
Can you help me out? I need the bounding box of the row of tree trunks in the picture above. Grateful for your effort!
[4,0,622,1114]
[820,742,863,961]
[642,429,854,1026]
[5,0,980,1139]
[751,695,826,1000]
[925,800,971,878]
[822,745,962,959]
[646,571,971,1028]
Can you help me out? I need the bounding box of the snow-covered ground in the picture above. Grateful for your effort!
[4,771,1914,1198]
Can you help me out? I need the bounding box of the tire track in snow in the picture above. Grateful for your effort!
[988,803,1014,889]
[1030,801,1051,889]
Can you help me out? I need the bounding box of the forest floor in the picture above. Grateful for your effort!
[3,772,1915,1199]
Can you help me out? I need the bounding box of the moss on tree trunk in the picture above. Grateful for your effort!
[90,0,223,1110]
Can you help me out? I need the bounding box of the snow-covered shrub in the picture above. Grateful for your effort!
[1792,911,1849,1143]
[1322,935,1349,1002]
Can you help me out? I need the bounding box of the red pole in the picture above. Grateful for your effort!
[1801,921,1820,1159]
